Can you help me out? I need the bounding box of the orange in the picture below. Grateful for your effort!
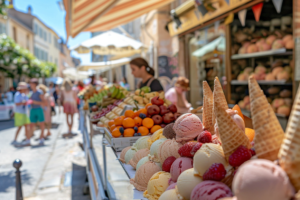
[150,125,162,134]
[133,111,140,118]
[110,124,116,132]
[245,128,255,142]
[122,117,135,128]
[125,110,135,118]
[108,120,115,127]
[138,126,150,136]
[134,117,143,126]
[142,118,154,129]
[139,108,148,115]
[114,116,125,126]
[232,104,245,121]
[124,128,135,137]
[145,103,152,110]
[112,127,121,138]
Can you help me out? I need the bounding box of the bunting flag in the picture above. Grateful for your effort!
[252,3,263,22]
[224,0,230,5]
[195,0,208,16]
[272,0,283,13]
[238,9,247,27]
[225,12,234,25]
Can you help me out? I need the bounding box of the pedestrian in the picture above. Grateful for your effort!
[76,80,85,110]
[53,84,62,113]
[165,77,191,113]
[29,78,46,145]
[12,82,30,146]
[48,82,55,97]
[61,79,77,134]
[38,84,53,137]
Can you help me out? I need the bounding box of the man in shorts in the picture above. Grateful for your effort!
[12,82,30,146]
[30,78,46,145]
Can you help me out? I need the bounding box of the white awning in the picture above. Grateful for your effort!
[192,36,225,57]
[77,57,130,72]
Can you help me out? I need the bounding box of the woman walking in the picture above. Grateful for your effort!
[61,79,77,134]
[39,84,53,137]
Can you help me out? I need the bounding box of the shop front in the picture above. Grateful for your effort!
[168,0,298,128]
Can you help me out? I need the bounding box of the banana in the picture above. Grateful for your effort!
[159,92,165,99]
[135,89,140,95]
[165,99,172,106]
[134,95,143,102]
[143,98,149,104]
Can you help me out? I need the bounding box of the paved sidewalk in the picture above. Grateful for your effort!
[0,112,90,200]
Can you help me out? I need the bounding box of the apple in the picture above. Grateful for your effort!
[152,115,163,125]
[151,96,164,106]
[91,105,99,112]
[174,113,181,120]
[160,105,169,115]
[163,112,175,124]
[160,124,167,128]
[147,105,160,116]
[168,104,177,113]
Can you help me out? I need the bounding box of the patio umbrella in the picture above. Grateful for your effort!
[77,57,130,72]
[71,31,147,57]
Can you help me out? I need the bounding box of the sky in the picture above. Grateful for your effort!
[14,0,91,63]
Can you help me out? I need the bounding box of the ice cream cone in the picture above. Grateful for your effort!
[214,102,251,160]
[278,85,300,190]
[203,81,214,134]
[213,77,228,127]
[248,77,285,161]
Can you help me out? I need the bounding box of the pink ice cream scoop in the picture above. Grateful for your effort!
[190,180,232,200]
[215,109,245,139]
[170,157,193,182]
[174,113,203,144]
[232,159,295,200]
[166,182,177,191]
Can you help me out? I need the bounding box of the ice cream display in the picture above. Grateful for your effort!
[249,77,285,161]
[129,148,150,169]
[212,77,228,126]
[148,129,166,146]
[150,138,167,162]
[174,113,203,144]
[232,159,294,200]
[202,81,214,134]
[162,123,176,139]
[143,171,171,200]
[279,86,300,190]
[158,189,180,200]
[130,161,161,191]
[119,146,131,163]
[170,157,193,182]
[190,180,233,200]
[157,139,182,164]
[193,143,227,176]
[176,168,203,200]
[136,156,150,171]
[134,136,151,150]
[214,102,251,160]
[124,146,138,164]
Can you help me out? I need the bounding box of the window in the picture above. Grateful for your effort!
[49,32,51,43]
[34,23,37,34]
[39,27,42,38]
[0,23,6,34]
[13,26,17,42]
[26,34,30,50]
[50,56,52,62]
[53,36,56,47]
[45,52,48,61]
[44,31,47,41]
[34,46,37,57]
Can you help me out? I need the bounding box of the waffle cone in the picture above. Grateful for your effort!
[248,77,284,161]
[203,81,214,134]
[279,85,300,190]
[213,77,228,126]
[215,102,251,160]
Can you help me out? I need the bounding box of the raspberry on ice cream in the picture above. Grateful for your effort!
[178,141,199,157]
[162,156,176,172]
[190,180,233,200]
[174,113,203,144]
[197,130,212,143]
[203,163,226,181]
[229,145,252,167]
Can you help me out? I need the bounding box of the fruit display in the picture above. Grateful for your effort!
[108,96,181,138]
[115,76,300,200]
[133,86,172,107]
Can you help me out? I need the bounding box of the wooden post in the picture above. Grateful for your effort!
[225,24,233,104]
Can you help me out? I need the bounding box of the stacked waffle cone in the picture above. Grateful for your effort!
[213,77,228,126]
[203,81,214,134]
[278,85,300,191]
[248,77,285,161]
[214,102,251,160]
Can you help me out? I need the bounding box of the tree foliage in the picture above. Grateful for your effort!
[0,34,57,79]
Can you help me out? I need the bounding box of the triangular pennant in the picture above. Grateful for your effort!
[272,0,283,13]
[195,0,208,16]
[252,3,263,22]
[238,9,247,27]
[224,0,229,5]
[225,12,234,25]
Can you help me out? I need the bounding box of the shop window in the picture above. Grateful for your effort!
[26,34,30,50]
[13,26,17,42]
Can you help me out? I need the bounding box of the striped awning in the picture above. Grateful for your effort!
[64,0,175,38]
